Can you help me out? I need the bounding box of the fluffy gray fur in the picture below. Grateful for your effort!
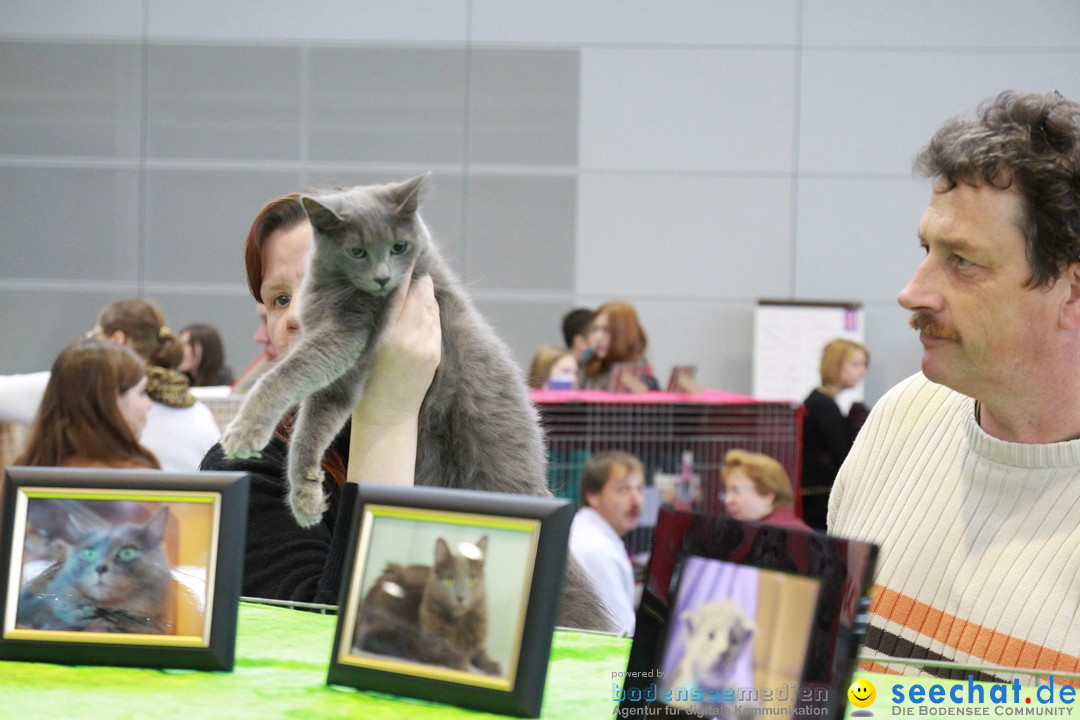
[221,174,613,631]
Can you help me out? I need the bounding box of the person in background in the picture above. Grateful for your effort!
[561,307,593,364]
[15,338,158,469]
[800,338,869,531]
[579,301,659,391]
[830,91,1080,672]
[526,345,578,390]
[179,323,235,387]
[721,449,811,532]
[93,298,221,471]
[568,450,644,634]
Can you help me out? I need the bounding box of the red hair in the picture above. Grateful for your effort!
[242,192,347,487]
[583,301,648,380]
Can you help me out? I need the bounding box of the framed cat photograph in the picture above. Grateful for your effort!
[0,466,249,671]
[619,509,878,719]
[327,484,574,718]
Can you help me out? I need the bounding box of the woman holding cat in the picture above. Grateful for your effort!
[16,338,159,469]
[200,193,442,603]
[579,301,659,391]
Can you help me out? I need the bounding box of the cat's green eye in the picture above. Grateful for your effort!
[348,246,366,259]
[390,241,409,255]
[467,576,477,586]
[118,546,140,561]
[80,548,97,561]
[443,577,455,587]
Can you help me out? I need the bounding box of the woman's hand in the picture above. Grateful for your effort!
[348,269,441,486]
[357,269,441,424]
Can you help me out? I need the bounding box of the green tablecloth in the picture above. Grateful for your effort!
[0,601,632,719]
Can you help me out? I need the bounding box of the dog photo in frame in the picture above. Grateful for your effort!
[620,509,878,719]
[0,466,249,671]
[327,484,574,718]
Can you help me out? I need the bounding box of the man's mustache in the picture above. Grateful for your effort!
[909,312,961,341]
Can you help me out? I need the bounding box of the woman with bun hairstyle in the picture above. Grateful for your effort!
[92,298,221,471]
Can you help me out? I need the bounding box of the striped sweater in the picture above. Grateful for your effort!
[829,373,1080,681]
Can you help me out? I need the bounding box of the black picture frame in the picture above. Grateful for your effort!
[0,466,249,671]
[620,509,878,719]
[327,485,574,718]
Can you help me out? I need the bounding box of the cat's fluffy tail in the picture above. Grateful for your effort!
[556,555,617,632]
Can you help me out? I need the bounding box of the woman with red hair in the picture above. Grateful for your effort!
[580,301,658,391]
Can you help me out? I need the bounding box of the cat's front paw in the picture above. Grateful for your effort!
[288,469,329,528]
[220,420,271,459]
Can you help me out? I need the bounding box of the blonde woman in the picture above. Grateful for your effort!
[800,339,869,530]
[721,449,811,532]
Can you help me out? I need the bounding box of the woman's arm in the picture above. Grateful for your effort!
[347,271,441,486]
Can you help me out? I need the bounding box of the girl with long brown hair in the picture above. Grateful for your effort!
[16,338,159,469]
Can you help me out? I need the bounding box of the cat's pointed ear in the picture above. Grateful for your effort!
[300,195,344,233]
[391,173,430,218]
[66,513,94,541]
[475,535,488,560]
[434,537,450,564]
[142,506,170,546]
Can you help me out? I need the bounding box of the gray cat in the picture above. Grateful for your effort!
[220,174,611,631]
[353,536,500,676]
[17,507,173,633]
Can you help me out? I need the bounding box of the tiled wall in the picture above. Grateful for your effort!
[2,0,1079,404]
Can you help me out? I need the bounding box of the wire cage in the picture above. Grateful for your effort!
[537,397,804,556]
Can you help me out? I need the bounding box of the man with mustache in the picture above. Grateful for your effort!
[829,91,1080,676]
[569,450,645,635]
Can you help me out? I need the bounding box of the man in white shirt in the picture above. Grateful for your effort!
[568,450,644,634]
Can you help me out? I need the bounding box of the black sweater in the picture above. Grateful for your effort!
[200,429,356,605]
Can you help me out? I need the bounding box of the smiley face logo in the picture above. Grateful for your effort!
[848,678,876,709]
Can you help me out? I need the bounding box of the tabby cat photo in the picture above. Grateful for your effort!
[352,535,501,676]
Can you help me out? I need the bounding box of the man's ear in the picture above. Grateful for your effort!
[583,492,598,511]
[1060,262,1080,331]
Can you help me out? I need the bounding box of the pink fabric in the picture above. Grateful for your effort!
[529,388,762,405]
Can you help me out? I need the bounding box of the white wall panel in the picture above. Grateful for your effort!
[580,48,798,172]
[799,50,1080,175]
[471,0,797,46]
[146,0,468,44]
[577,174,793,300]
[0,0,143,39]
[794,176,931,303]
[803,0,1080,49]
